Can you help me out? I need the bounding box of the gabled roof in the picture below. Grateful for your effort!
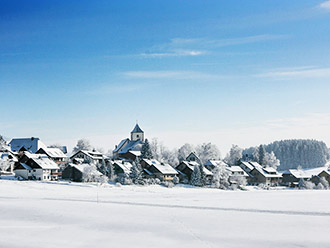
[283,167,329,179]
[131,124,144,133]
[113,160,133,174]
[38,148,66,159]
[252,166,282,178]
[226,166,249,176]
[31,157,59,170]
[142,159,178,175]
[205,160,227,167]
[9,137,47,153]
[179,161,213,176]
[71,150,104,160]
[113,138,129,153]
[69,163,102,176]
[119,140,143,154]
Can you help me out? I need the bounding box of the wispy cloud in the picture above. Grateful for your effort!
[319,1,330,11]
[139,49,207,58]
[256,66,330,79]
[122,70,222,80]
[139,34,287,58]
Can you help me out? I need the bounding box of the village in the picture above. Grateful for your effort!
[1,124,329,190]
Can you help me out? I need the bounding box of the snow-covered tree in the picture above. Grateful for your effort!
[129,158,142,183]
[264,151,280,169]
[106,161,116,182]
[298,179,315,190]
[0,158,13,172]
[149,138,178,167]
[73,139,92,153]
[82,164,107,183]
[141,139,153,159]
[196,143,221,165]
[224,145,243,166]
[212,164,230,189]
[173,175,179,184]
[244,139,330,170]
[178,143,194,162]
[0,135,6,147]
[319,177,329,189]
[258,145,266,166]
[190,164,202,186]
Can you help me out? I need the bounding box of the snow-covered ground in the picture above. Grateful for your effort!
[1,180,330,248]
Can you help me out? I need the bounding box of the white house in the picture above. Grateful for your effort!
[70,150,104,165]
[14,154,60,181]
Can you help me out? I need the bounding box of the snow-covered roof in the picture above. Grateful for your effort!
[9,137,47,153]
[181,161,213,176]
[131,124,144,133]
[143,159,178,175]
[253,166,281,178]
[31,157,59,170]
[0,151,18,162]
[70,163,102,175]
[205,160,227,167]
[113,160,133,174]
[226,166,249,176]
[113,138,129,153]
[240,161,255,171]
[283,167,329,179]
[40,148,66,159]
[71,150,104,160]
[119,140,143,154]
[128,151,141,157]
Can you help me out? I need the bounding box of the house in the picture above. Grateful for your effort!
[282,167,330,186]
[226,166,249,183]
[9,137,48,153]
[113,124,145,160]
[62,163,102,182]
[204,160,227,171]
[249,166,282,186]
[36,147,66,165]
[186,152,200,163]
[141,159,178,181]
[14,154,60,181]
[0,148,18,173]
[175,160,213,183]
[239,161,256,174]
[312,169,330,186]
[70,150,105,165]
[111,160,133,177]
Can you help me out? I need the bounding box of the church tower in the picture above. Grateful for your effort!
[131,124,144,142]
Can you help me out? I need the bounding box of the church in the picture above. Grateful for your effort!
[112,124,145,160]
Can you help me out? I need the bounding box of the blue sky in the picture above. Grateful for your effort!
[1,0,330,154]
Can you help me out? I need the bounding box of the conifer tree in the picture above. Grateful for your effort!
[141,139,153,159]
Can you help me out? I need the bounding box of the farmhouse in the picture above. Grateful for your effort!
[70,150,104,165]
[36,147,66,164]
[9,137,48,153]
[175,160,213,183]
[62,163,102,182]
[111,160,133,177]
[141,159,178,181]
[249,166,282,186]
[14,154,59,181]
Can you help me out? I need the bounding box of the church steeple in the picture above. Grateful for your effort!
[131,124,144,141]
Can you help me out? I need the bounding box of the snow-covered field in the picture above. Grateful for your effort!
[1,180,330,248]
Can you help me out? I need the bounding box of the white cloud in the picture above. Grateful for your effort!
[122,70,218,80]
[139,34,287,58]
[319,1,330,10]
[256,67,330,79]
[140,49,207,58]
